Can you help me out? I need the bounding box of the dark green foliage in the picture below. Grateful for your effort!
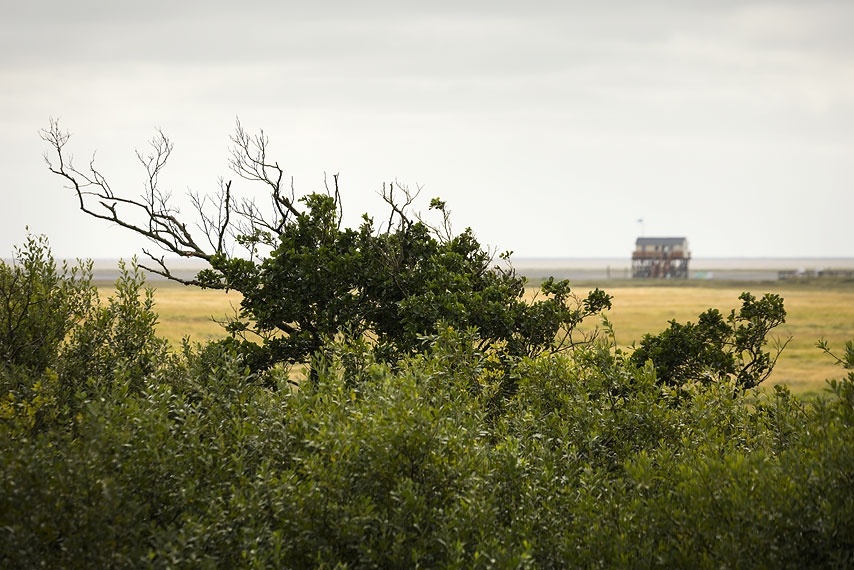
[631,292,787,389]
[2,237,852,568]
[3,313,854,567]
[202,191,611,372]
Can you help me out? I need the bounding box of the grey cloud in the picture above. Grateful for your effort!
[3,0,854,258]
[8,1,851,67]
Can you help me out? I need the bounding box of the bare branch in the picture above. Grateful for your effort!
[139,249,207,287]
[229,118,300,222]
[41,120,213,266]
[380,180,420,233]
[324,173,343,230]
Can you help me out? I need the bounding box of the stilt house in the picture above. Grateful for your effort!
[632,237,690,279]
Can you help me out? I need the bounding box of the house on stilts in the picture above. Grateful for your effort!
[632,237,690,279]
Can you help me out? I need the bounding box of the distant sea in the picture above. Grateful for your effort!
[505,257,854,282]
[77,256,854,283]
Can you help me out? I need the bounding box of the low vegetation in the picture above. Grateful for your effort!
[2,236,853,568]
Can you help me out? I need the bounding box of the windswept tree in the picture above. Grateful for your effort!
[42,119,611,374]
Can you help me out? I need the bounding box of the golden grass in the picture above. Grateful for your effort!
[564,285,854,394]
[98,281,243,345]
[99,281,854,395]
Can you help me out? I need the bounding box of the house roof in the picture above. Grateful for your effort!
[635,237,688,246]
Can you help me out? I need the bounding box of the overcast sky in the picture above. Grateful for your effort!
[2,1,853,260]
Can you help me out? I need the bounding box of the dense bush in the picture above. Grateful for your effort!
[0,238,167,437]
[631,291,787,390]
[2,237,852,568]
[0,233,95,375]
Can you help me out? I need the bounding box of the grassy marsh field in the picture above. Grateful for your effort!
[100,278,854,394]
[570,282,854,393]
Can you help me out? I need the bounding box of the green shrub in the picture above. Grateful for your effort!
[1,237,167,439]
[0,233,95,375]
[631,292,787,390]
[2,236,852,567]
